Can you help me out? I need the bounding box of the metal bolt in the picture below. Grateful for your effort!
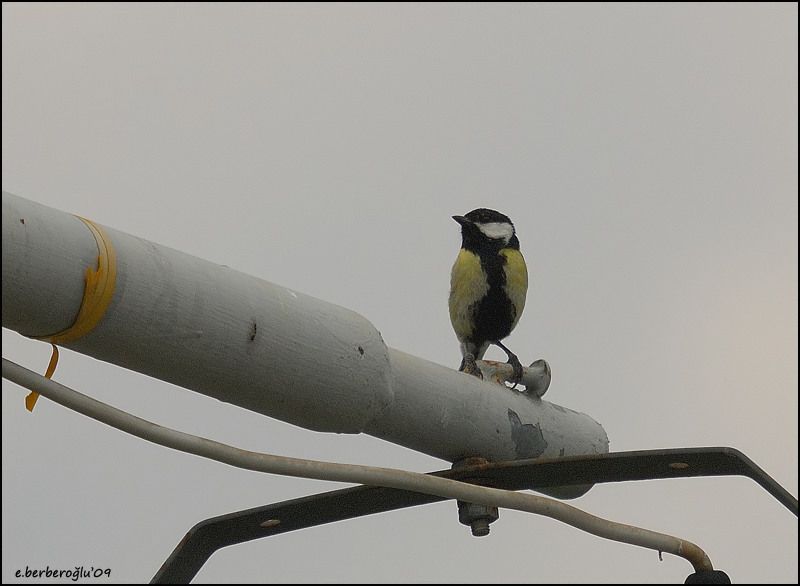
[457,500,499,537]
[470,518,491,537]
[452,457,499,537]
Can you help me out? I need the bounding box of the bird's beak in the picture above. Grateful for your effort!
[452,215,470,227]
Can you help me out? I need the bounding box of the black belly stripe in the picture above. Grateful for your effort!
[469,248,515,345]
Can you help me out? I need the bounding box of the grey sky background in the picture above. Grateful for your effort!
[2,3,797,583]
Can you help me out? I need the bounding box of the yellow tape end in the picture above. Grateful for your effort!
[25,392,40,412]
[26,345,59,413]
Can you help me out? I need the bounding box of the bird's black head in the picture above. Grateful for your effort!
[452,208,519,250]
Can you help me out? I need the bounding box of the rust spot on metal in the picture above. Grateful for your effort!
[455,456,492,469]
[480,359,510,385]
[451,456,495,483]
[259,519,281,529]
[669,462,690,470]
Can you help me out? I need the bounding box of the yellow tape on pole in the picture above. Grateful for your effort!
[26,217,117,411]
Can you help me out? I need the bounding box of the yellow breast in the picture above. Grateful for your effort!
[448,249,488,341]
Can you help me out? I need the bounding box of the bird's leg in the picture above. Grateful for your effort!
[459,353,483,379]
[494,341,524,388]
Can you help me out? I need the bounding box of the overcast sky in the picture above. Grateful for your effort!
[2,3,797,584]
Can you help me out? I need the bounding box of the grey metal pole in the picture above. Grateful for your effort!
[2,191,608,497]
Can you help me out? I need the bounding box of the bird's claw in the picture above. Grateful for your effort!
[507,354,524,389]
[460,354,483,380]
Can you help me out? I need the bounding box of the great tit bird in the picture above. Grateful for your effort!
[449,208,528,385]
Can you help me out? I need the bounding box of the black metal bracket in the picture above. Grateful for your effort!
[151,447,798,583]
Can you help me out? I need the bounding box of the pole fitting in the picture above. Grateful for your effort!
[452,457,499,537]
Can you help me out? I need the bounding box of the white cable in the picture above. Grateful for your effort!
[2,357,712,572]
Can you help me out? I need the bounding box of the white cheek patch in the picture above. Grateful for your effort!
[476,221,514,243]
